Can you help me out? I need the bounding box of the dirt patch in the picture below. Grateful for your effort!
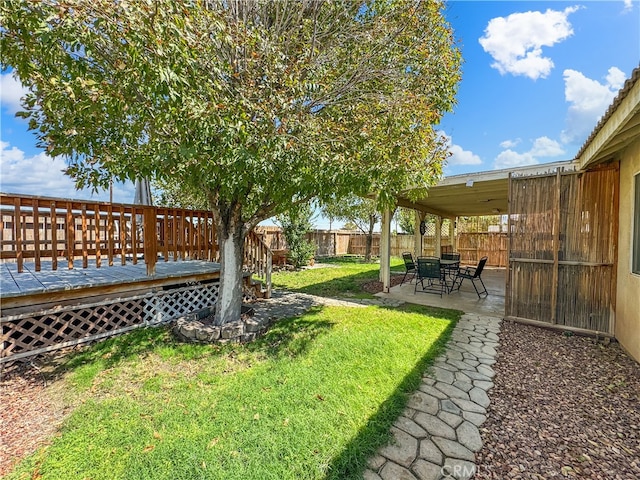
[0,362,69,476]
[361,273,407,294]
[476,321,640,479]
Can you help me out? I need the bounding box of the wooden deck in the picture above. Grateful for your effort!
[0,193,274,363]
[1,259,227,363]
[1,260,222,311]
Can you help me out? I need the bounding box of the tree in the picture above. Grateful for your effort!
[1,0,460,324]
[275,203,316,268]
[397,207,417,234]
[321,195,381,262]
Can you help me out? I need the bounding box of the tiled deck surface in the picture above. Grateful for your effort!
[0,260,221,299]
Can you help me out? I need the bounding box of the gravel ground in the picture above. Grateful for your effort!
[476,321,640,480]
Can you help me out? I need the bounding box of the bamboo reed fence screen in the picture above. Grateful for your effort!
[506,163,619,334]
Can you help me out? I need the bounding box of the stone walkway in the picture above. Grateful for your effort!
[364,313,502,480]
[251,290,404,325]
[251,292,501,480]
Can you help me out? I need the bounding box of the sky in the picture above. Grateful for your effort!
[1,1,639,228]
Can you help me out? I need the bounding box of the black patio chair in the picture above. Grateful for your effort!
[415,256,448,297]
[400,251,417,285]
[451,256,488,298]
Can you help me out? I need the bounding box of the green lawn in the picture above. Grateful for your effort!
[7,257,460,480]
[272,256,405,298]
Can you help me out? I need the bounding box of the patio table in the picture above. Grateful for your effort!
[440,259,460,291]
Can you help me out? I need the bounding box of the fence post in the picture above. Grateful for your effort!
[449,218,456,252]
[144,206,158,275]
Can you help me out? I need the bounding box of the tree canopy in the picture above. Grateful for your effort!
[1,0,461,323]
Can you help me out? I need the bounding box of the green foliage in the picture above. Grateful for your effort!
[321,196,378,235]
[152,177,208,210]
[276,203,316,268]
[7,305,459,480]
[1,0,461,321]
[1,0,461,223]
[397,207,416,234]
[341,221,358,231]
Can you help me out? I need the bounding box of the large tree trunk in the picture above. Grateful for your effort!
[214,213,245,326]
[364,214,376,262]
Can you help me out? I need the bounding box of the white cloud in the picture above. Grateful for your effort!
[0,141,135,202]
[623,0,634,13]
[500,138,521,149]
[479,6,579,80]
[440,132,482,166]
[494,136,565,169]
[606,67,627,91]
[494,149,536,169]
[0,73,28,114]
[530,136,565,157]
[560,67,625,144]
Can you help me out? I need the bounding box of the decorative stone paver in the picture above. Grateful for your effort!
[365,313,501,480]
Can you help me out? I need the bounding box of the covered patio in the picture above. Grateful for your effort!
[378,266,506,317]
[378,160,582,320]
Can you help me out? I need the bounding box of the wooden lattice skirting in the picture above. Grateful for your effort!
[1,282,220,364]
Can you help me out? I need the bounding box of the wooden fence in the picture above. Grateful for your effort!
[0,193,271,288]
[506,164,619,335]
[257,226,507,267]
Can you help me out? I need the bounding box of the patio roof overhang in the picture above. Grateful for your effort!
[396,160,580,219]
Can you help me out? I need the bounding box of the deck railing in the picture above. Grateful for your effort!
[0,193,271,293]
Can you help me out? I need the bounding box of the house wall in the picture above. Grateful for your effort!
[616,137,640,362]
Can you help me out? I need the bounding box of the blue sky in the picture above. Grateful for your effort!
[1,1,639,226]
[440,0,639,176]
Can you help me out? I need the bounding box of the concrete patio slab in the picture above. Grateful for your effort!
[376,267,506,317]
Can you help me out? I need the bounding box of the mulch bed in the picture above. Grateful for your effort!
[0,362,69,476]
[476,321,640,479]
[361,273,407,294]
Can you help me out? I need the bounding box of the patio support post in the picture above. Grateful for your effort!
[435,215,442,257]
[380,208,391,292]
[414,210,423,258]
[450,217,457,252]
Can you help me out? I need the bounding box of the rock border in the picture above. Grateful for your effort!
[172,305,270,344]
